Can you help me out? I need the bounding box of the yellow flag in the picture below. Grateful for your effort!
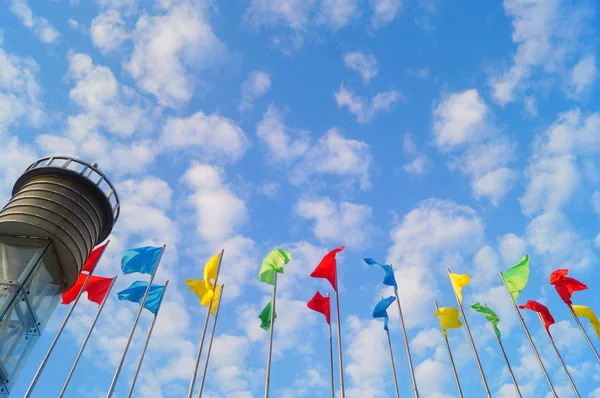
[573,305,600,339]
[204,251,222,291]
[434,307,462,337]
[449,272,470,303]
[184,280,222,315]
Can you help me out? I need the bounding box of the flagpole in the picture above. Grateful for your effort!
[58,275,118,398]
[188,249,225,398]
[25,240,110,398]
[499,272,557,397]
[568,306,600,363]
[327,293,335,398]
[264,273,277,398]
[107,243,166,397]
[127,280,170,398]
[447,269,491,398]
[334,272,346,398]
[392,275,419,397]
[484,303,521,398]
[198,284,225,398]
[383,301,400,398]
[434,301,463,398]
[539,313,581,397]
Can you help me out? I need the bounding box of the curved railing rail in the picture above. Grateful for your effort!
[25,156,120,222]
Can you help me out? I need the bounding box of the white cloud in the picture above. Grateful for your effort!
[433,89,517,204]
[369,0,402,29]
[10,0,60,43]
[335,84,402,123]
[256,105,311,161]
[343,52,378,84]
[490,0,592,104]
[183,164,248,242]
[568,53,597,98]
[161,111,248,162]
[68,19,80,31]
[125,1,226,108]
[415,359,452,396]
[402,133,432,175]
[295,197,373,246]
[497,233,527,265]
[258,181,280,198]
[592,191,600,215]
[387,199,484,328]
[239,71,271,110]
[318,0,361,30]
[91,10,128,54]
[0,136,38,205]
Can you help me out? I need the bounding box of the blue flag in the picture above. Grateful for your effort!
[373,296,396,330]
[117,281,165,314]
[364,258,398,293]
[121,246,162,275]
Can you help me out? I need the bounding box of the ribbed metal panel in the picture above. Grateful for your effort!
[0,157,119,288]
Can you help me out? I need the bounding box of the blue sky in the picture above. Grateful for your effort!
[1,0,600,397]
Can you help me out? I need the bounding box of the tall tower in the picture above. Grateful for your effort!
[0,156,120,394]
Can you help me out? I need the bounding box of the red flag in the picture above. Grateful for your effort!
[310,246,344,291]
[519,300,555,332]
[82,242,108,273]
[549,269,587,306]
[62,273,114,305]
[307,291,331,324]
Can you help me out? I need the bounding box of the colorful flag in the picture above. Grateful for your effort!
[62,273,114,305]
[502,255,530,300]
[364,258,398,293]
[471,302,501,340]
[434,307,462,337]
[373,296,396,331]
[121,246,162,275]
[259,300,277,331]
[184,280,222,315]
[259,248,291,285]
[519,300,555,332]
[307,291,330,325]
[203,251,222,292]
[449,272,470,304]
[117,281,166,315]
[82,242,107,273]
[311,246,344,291]
[549,269,588,306]
[572,305,600,339]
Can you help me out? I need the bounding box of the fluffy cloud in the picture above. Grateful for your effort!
[10,0,60,43]
[433,89,517,204]
[369,0,402,29]
[335,84,402,123]
[240,70,271,110]
[295,197,373,246]
[402,133,432,175]
[0,136,38,205]
[343,52,378,84]
[256,106,373,190]
[91,10,128,54]
[161,111,249,162]
[568,54,597,98]
[490,0,592,104]
[125,1,226,107]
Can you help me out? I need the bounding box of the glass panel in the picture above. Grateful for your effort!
[0,239,47,284]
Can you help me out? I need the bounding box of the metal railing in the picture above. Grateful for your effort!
[25,156,120,222]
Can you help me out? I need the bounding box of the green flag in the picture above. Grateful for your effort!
[471,302,501,340]
[502,255,530,300]
[259,300,277,331]
[258,248,291,285]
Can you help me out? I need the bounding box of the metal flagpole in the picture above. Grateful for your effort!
[106,244,166,397]
[58,275,118,398]
[499,272,557,397]
[539,314,581,398]
[127,280,170,398]
[198,284,225,398]
[327,293,335,398]
[264,273,277,398]
[25,240,110,398]
[392,270,419,397]
[334,272,346,398]
[187,249,225,398]
[568,306,600,363]
[484,304,521,398]
[385,327,400,398]
[434,301,463,398]
[447,269,491,398]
